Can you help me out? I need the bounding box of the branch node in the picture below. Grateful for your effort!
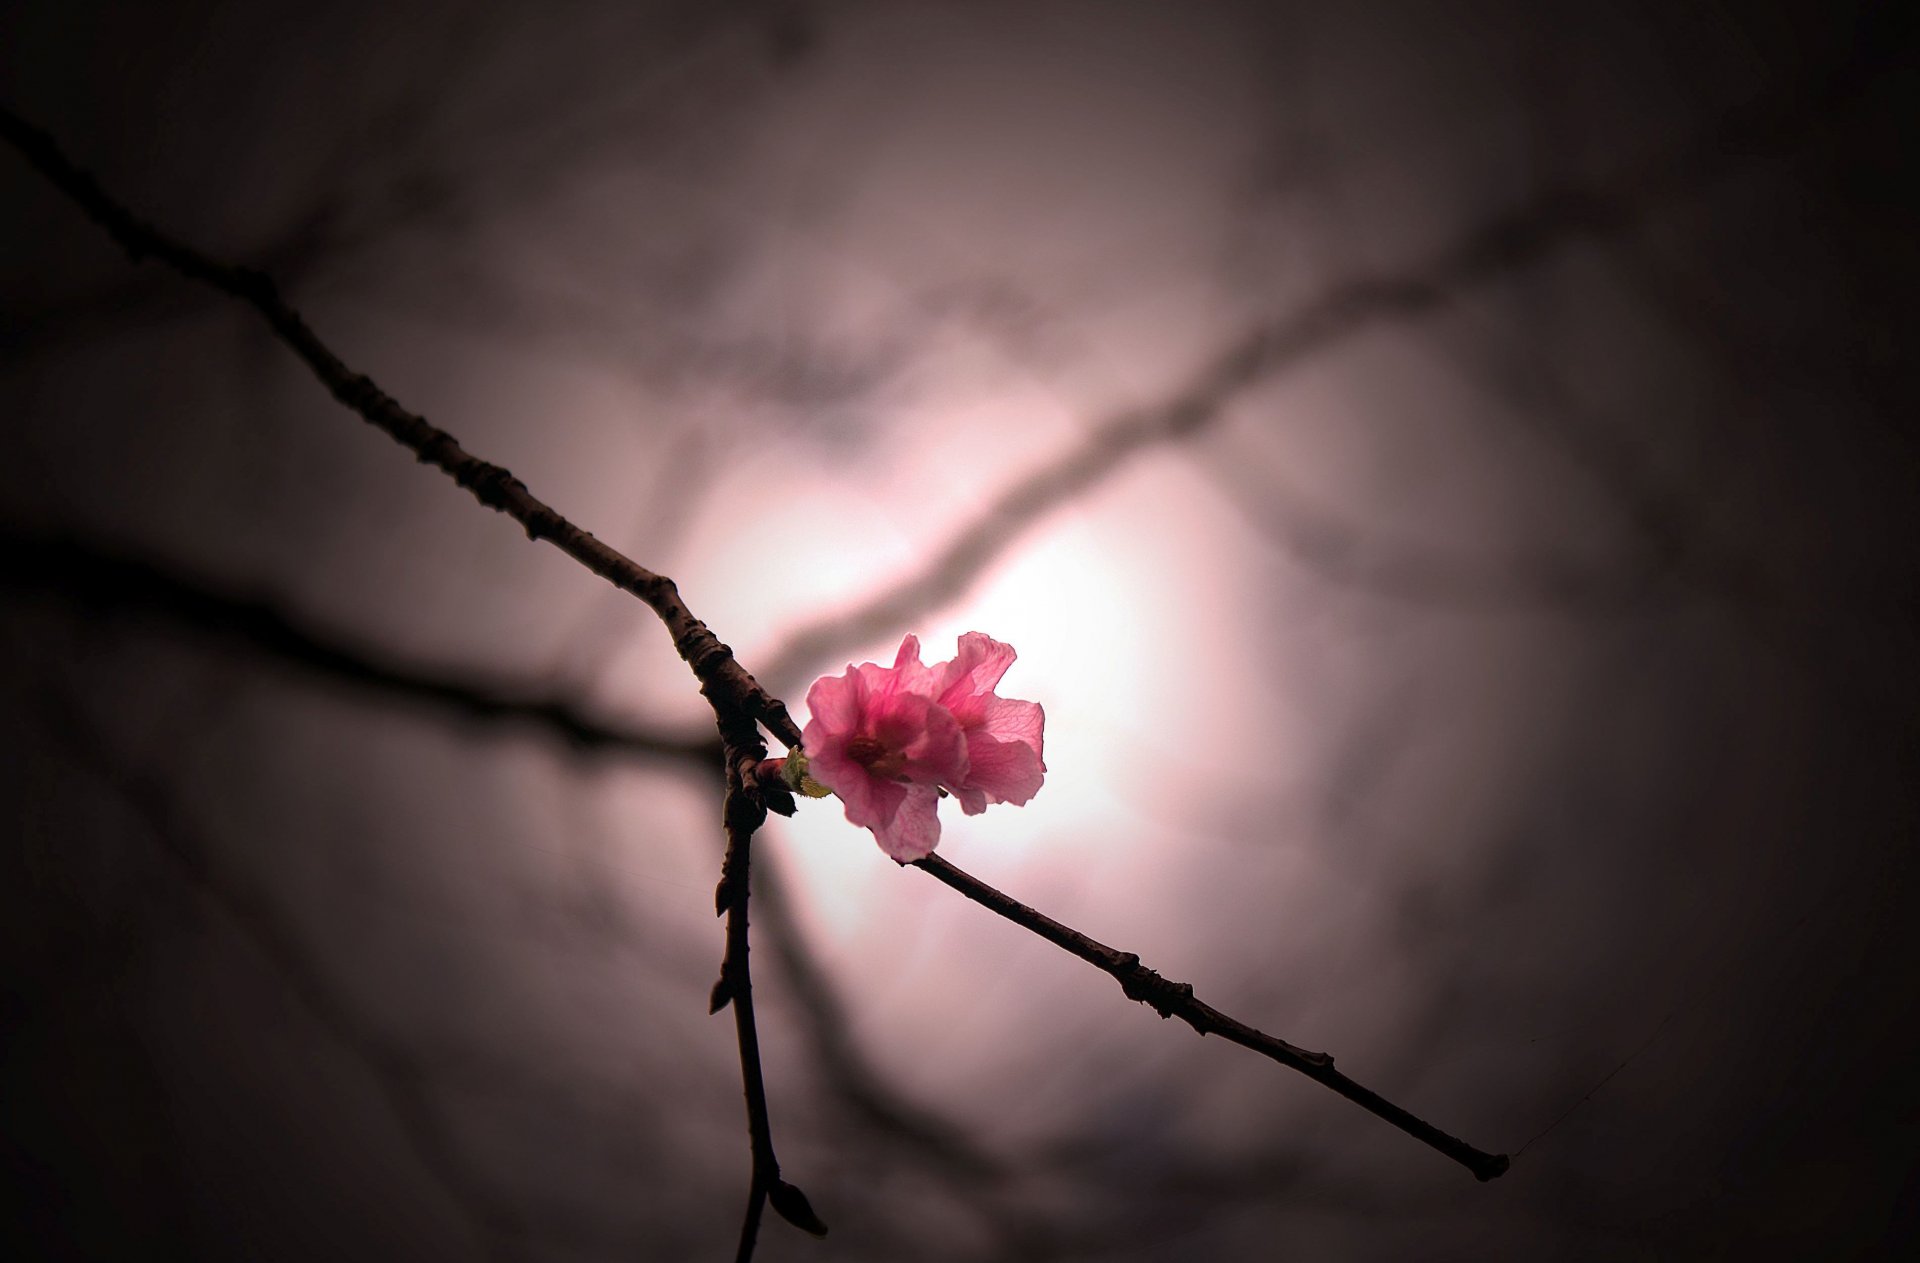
[1114,953,1195,1018]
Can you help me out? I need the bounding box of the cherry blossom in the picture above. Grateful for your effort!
[800,632,1046,861]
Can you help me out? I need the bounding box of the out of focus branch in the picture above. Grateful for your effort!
[914,855,1511,1183]
[0,105,799,754]
[0,525,719,763]
[39,691,539,1259]
[756,44,1894,686]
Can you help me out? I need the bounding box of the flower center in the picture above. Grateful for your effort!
[847,734,907,779]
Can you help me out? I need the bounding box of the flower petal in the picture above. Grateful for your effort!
[803,667,865,742]
[812,747,900,830]
[892,634,923,671]
[958,730,1046,809]
[802,631,1042,858]
[877,692,968,786]
[977,696,1044,762]
[873,784,943,861]
[868,635,937,701]
[934,632,1017,719]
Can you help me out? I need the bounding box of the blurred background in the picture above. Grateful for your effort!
[3,1,1915,1258]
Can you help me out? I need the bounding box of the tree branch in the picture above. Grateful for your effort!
[711,715,824,1256]
[913,854,1510,1183]
[0,524,719,763]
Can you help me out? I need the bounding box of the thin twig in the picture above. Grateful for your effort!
[712,717,824,1257]
[913,854,1510,1182]
[715,730,776,1260]
[1514,1011,1675,1159]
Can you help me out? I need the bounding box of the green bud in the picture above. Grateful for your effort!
[780,749,834,799]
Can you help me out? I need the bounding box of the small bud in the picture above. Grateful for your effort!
[750,758,798,816]
[778,749,834,799]
[768,1179,828,1237]
[708,975,733,1015]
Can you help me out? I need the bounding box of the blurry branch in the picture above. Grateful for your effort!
[39,689,539,1261]
[914,855,1511,1183]
[2,4,808,364]
[755,41,1897,686]
[1195,455,1699,612]
[0,104,818,1256]
[0,525,719,763]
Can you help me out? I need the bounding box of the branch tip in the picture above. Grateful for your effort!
[768,1180,829,1237]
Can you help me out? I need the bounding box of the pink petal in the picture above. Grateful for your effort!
[934,632,1017,719]
[958,731,1046,809]
[869,636,937,701]
[976,696,1044,762]
[810,745,899,830]
[803,668,865,741]
[873,784,943,861]
[872,692,969,786]
[893,634,923,671]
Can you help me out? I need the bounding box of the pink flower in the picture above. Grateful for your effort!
[802,632,1046,861]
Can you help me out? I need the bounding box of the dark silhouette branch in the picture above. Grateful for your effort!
[913,854,1511,1183]
[711,716,824,1256]
[0,525,720,763]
